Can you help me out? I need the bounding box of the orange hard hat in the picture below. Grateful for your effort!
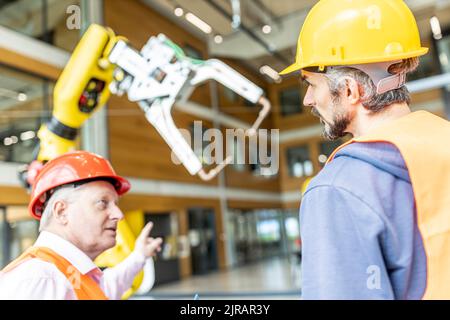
[29,151,130,220]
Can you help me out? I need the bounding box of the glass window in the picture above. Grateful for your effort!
[183,44,203,60]
[144,212,180,285]
[8,219,38,262]
[437,35,450,74]
[318,139,345,166]
[228,209,303,265]
[0,0,45,38]
[283,211,301,254]
[222,86,239,103]
[286,145,313,178]
[408,44,440,81]
[256,219,280,242]
[0,65,53,163]
[279,82,307,116]
[0,0,81,51]
[187,208,218,275]
[1,206,39,266]
[279,87,302,116]
[249,141,278,178]
[285,217,300,239]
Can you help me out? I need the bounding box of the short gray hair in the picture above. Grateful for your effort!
[325,58,420,112]
[39,185,81,232]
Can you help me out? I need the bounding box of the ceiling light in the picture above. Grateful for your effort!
[20,131,36,141]
[185,12,212,34]
[262,25,272,34]
[214,35,223,44]
[318,154,328,164]
[230,0,241,30]
[259,65,281,83]
[4,137,13,146]
[0,88,28,101]
[430,16,442,40]
[174,6,184,17]
[17,92,27,101]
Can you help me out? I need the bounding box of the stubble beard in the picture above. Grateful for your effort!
[311,103,351,141]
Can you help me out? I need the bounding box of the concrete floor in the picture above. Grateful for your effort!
[134,256,302,300]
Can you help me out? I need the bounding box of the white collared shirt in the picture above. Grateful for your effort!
[0,231,147,300]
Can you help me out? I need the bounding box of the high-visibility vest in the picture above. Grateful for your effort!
[326,110,450,299]
[1,246,108,300]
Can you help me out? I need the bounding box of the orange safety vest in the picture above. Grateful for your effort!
[326,110,450,300]
[1,247,108,300]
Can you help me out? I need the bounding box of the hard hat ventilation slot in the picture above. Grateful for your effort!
[340,46,345,60]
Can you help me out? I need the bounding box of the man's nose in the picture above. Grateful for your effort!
[110,204,124,220]
[303,86,314,107]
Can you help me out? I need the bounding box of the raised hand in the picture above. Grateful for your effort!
[134,222,163,258]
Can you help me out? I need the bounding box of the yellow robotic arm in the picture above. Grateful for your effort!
[33,23,271,180]
[36,25,120,161]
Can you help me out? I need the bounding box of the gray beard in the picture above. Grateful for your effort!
[323,113,351,140]
[311,106,351,141]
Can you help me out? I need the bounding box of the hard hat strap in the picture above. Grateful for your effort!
[305,60,407,95]
[374,72,406,95]
[331,61,406,95]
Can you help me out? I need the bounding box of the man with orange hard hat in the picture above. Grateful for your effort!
[281,0,450,299]
[0,151,163,300]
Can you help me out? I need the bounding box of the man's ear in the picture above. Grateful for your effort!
[52,200,69,225]
[345,77,361,105]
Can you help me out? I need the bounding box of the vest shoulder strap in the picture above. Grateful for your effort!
[1,246,107,300]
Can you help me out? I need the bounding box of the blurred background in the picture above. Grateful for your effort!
[0,0,449,299]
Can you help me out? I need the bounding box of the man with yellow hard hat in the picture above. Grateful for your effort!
[281,0,450,299]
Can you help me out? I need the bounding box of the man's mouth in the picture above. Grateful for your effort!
[311,107,322,119]
[311,108,329,126]
[105,227,117,233]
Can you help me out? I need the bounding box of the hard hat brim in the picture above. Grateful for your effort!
[279,47,429,75]
[279,47,429,76]
[279,62,301,75]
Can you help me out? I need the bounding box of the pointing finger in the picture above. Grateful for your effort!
[138,222,154,241]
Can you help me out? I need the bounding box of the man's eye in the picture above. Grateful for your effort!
[97,200,108,208]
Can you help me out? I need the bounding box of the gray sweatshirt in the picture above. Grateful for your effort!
[300,142,427,299]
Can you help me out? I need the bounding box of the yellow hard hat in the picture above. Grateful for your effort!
[280,0,428,75]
